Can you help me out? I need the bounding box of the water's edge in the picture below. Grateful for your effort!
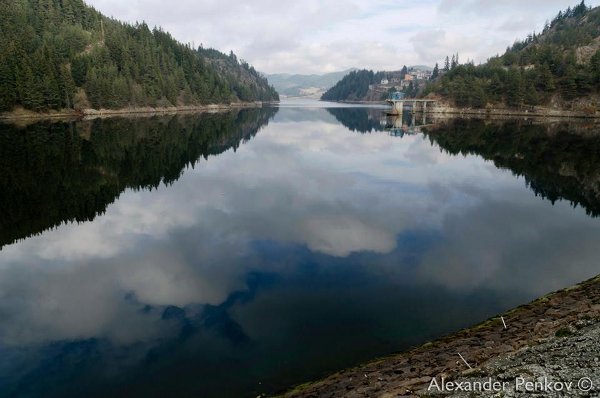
[279,274,600,397]
[0,101,274,122]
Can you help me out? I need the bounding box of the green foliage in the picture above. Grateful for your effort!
[197,48,279,102]
[424,1,600,108]
[431,63,439,80]
[0,0,277,112]
[321,70,383,101]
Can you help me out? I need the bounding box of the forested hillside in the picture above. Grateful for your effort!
[321,70,384,101]
[198,48,278,102]
[0,0,278,113]
[424,1,600,109]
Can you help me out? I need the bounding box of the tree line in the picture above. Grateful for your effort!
[423,1,600,109]
[0,0,278,113]
[321,70,384,101]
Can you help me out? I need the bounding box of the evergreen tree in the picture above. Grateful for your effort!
[422,2,600,108]
[561,63,578,100]
[321,70,377,101]
[431,63,439,80]
[506,68,524,107]
[0,0,278,113]
[536,63,556,92]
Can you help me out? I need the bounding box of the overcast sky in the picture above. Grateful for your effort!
[85,0,599,75]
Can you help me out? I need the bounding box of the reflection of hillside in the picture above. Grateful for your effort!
[326,108,386,133]
[0,108,277,249]
[424,119,600,216]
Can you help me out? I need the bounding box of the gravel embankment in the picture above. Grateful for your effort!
[279,275,600,398]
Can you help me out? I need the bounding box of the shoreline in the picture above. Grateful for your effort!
[323,99,600,119]
[0,101,275,123]
[278,274,600,397]
[427,104,600,119]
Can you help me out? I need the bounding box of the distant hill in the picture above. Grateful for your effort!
[266,69,356,97]
[321,70,384,101]
[198,48,278,102]
[0,0,278,114]
[320,66,431,102]
[424,1,600,110]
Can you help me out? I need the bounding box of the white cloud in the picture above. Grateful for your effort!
[301,216,397,257]
[84,0,600,74]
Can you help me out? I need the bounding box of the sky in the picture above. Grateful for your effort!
[86,0,599,75]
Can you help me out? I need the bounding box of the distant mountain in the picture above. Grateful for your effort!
[0,0,277,114]
[266,69,356,97]
[424,1,600,109]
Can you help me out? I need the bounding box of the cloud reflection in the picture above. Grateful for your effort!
[0,108,599,350]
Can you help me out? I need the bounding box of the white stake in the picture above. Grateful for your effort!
[501,316,507,329]
[458,353,472,369]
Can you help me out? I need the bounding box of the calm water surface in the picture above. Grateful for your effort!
[1,102,600,397]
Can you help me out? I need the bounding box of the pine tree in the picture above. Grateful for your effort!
[0,0,274,112]
[421,2,600,108]
[537,63,556,92]
[524,80,539,105]
[506,69,524,107]
[561,64,578,100]
[431,63,439,80]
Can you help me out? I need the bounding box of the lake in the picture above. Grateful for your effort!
[1,101,600,397]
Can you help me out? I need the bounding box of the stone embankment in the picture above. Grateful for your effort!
[448,320,600,397]
[427,98,600,119]
[0,102,267,122]
[279,275,600,398]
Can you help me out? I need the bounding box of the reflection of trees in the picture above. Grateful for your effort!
[328,107,433,136]
[0,108,277,249]
[425,119,600,216]
[326,108,385,133]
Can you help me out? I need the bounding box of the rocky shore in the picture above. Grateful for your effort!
[447,320,600,397]
[279,274,600,398]
[425,95,600,119]
[0,101,268,122]
[428,104,600,119]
